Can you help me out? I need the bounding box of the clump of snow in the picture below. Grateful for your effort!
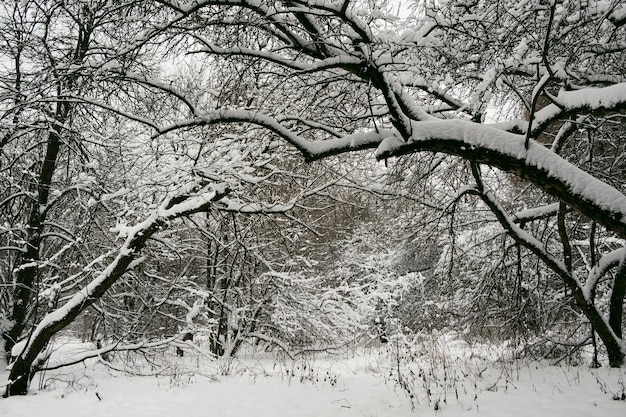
[10,340,27,359]
[557,82,626,111]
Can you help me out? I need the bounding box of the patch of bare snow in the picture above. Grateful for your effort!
[2,338,625,417]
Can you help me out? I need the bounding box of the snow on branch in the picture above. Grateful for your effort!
[492,83,626,136]
[609,4,626,26]
[191,43,363,72]
[512,203,561,224]
[553,83,626,112]
[585,248,626,299]
[462,177,623,357]
[372,119,626,239]
[157,109,393,161]
[466,185,589,304]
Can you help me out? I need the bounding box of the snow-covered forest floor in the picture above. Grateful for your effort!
[2,333,625,416]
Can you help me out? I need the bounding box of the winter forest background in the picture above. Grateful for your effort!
[0,0,625,410]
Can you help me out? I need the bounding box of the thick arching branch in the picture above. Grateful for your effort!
[371,120,626,240]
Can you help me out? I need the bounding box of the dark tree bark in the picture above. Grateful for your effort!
[3,106,67,359]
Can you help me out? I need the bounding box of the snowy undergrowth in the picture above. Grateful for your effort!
[377,332,626,412]
[2,333,625,416]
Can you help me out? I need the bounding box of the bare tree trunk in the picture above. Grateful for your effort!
[2,105,68,359]
[609,259,626,338]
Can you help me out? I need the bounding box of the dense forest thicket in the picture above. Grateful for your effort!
[1,0,625,396]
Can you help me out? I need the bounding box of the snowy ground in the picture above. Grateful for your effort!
[1,336,625,416]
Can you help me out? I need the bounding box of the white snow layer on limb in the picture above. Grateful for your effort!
[584,248,626,300]
[488,83,626,135]
[473,188,588,300]
[609,4,626,25]
[8,339,51,370]
[10,339,27,359]
[158,108,396,161]
[193,43,363,72]
[512,203,561,223]
[40,336,180,371]
[306,129,397,159]
[373,119,626,235]
[529,83,626,132]
[554,83,626,111]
